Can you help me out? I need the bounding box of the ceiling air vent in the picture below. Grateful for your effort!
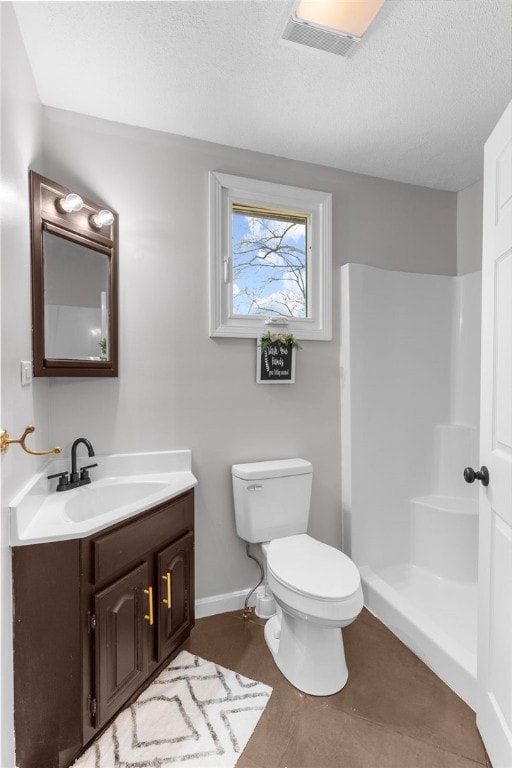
[281,14,359,57]
[280,1,385,58]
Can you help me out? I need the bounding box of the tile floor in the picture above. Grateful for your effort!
[182,608,490,768]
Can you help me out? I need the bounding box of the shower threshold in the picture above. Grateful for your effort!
[360,563,477,709]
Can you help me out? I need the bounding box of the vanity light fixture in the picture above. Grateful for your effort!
[56,192,83,214]
[89,208,114,230]
[281,0,385,57]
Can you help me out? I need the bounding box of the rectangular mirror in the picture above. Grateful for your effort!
[30,171,118,377]
[43,233,110,361]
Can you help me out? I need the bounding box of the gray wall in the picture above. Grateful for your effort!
[0,5,47,766]
[457,179,483,274]
[40,107,457,606]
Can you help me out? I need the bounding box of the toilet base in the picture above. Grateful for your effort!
[264,611,349,696]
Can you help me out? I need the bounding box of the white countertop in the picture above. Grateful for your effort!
[10,450,198,546]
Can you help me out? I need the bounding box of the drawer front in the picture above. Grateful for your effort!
[91,490,193,585]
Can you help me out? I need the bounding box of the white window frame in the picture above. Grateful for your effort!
[209,171,332,340]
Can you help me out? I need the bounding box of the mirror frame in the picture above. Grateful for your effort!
[29,171,118,377]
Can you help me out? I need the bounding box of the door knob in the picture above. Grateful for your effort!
[464,466,489,487]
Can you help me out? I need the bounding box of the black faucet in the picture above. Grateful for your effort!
[70,437,95,483]
[48,437,97,492]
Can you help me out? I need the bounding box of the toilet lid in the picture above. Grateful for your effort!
[267,534,361,601]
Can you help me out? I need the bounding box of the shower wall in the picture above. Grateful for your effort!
[341,264,453,569]
[341,263,482,706]
[450,270,482,428]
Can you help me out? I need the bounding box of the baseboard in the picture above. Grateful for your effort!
[195,588,256,619]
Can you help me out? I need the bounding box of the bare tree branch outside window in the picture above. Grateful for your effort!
[232,208,308,318]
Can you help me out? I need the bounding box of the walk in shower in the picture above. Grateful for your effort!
[341,263,481,708]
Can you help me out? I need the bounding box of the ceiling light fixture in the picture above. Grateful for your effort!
[56,192,83,213]
[281,0,385,57]
[89,209,114,229]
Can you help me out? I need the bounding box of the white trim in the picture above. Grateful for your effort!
[195,588,257,619]
[209,171,332,341]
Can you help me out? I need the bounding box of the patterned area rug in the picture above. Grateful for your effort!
[73,651,272,768]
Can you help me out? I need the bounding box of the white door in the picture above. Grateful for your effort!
[477,100,512,768]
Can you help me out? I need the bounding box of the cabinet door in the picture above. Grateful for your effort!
[156,531,194,661]
[94,562,150,728]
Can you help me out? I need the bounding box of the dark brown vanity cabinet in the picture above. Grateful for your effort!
[12,489,194,768]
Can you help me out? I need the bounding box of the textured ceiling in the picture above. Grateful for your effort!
[13,0,512,191]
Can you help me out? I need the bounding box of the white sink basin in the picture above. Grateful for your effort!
[10,450,197,546]
[63,479,173,523]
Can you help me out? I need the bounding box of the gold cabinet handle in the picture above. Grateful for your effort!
[144,586,154,625]
[0,425,61,456]
[162,572,172,609]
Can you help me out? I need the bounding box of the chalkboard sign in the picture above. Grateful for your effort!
[256,340,295,384]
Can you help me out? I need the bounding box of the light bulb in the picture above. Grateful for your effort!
[90,209,114,229]
[57,193,83,213]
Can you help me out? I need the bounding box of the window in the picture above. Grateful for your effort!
[209,172,332,340]
[232,204,308,319]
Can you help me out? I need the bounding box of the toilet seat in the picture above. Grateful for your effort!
[267,534,361,601]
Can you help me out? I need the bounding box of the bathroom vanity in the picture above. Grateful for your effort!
[10,451,196,768]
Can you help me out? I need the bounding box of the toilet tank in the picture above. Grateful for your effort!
[232,458,313,543]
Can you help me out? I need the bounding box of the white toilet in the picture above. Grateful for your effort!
[232,458,363,696]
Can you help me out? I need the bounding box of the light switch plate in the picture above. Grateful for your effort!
[20,361,32,386]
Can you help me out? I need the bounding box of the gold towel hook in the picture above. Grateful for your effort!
[0,425,61,456]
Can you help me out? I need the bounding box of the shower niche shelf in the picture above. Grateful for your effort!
[410,423,479,584]
[411,494,478,582]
